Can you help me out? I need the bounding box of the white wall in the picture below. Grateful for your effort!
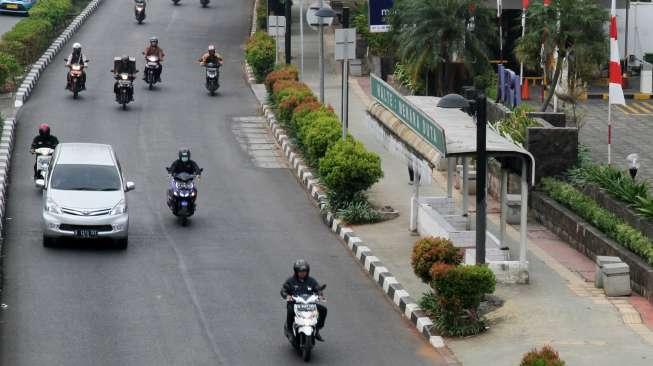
[616,3,653,62]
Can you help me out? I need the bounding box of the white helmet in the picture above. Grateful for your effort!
[72,42,82,50]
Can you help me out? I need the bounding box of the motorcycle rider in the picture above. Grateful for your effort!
[65,43,87,90]
[143,36,165,82]
[167,148,202,176]
[198,44,223,66]
[30,124,59,180]
[111,55,138,100]
[281,259,327,341]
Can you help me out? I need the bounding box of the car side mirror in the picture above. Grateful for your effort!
[35,179,45,189]
[125,181,135,192]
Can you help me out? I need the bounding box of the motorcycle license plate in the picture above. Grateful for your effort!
[181,201,189,207]
[296,304,316,312]
[6,4,18,9]
[75,229,98,238]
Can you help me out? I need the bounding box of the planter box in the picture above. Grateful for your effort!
[530,191,653,304]
[580,183,653,240]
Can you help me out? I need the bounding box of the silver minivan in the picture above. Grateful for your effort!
[40,143,135,249]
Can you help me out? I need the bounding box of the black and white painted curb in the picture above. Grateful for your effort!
[14,0,105,108]
[243,0,449,353]
[0,0,106,238]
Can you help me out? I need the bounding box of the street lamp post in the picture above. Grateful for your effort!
[437,90,488,265]
[315,5,335,103]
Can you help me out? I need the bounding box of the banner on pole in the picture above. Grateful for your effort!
[369,0,393,33]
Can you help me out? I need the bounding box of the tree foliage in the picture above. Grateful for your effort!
[515,0,608,112]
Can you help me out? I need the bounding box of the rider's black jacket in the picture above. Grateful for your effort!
[168,159,202,176]
[31,135,59,150]
[280,275,321,298]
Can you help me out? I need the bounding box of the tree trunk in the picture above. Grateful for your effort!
[541,56,564,112]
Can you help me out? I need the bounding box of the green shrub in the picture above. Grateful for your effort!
[290,100,326,132]
[431,265,496,337]
[256,0,267,31]
[264,64,299,92]
[0,18,54,65]
[271,79,311,105]
[541,178,653,265]
[295,108,337,145]
[520,345,566,366]
[245,32,275,82]
[493,105,540,145]
[277,91,316,123]
[336,199,382,224]
[411,237,463,284]
[567,164,651,215]
[0,52,21,88]
[29,0,73,29]
[303,115,342,166]
[319,138,384,203]
[474,70,498,101]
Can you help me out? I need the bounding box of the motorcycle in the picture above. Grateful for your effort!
[166,168,202,226]
[204,62,220,95]
[284,284,326,363]
[115,73,134,110]
[200,0,209,7]
[134,0,146,24]
[144,55,161,90]
[172,0,180,5]
[64,58,88,99]
[32,147,54,188]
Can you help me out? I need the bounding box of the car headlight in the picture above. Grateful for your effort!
[110,199,127,215]
[45,198,62,214]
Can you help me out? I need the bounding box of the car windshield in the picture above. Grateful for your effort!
[50,164,122,191]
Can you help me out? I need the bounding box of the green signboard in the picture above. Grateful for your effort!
[370,74,446,155]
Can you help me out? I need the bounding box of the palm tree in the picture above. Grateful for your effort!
[389,0,495,96]
[515,0,608,112]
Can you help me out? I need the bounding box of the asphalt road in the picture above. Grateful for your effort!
[0,0,444,365]
[0,13,21,36]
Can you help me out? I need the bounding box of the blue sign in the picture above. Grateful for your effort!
[369,0,393,33]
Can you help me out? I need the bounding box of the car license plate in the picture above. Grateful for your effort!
[6,4,18,9]
[76,229,98,238]
[181,201,189,207]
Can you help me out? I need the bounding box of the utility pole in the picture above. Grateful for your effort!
[284,0,292,64]
[475,93,487,265]
[341,7,350,139]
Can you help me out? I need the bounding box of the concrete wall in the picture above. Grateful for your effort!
[531,191,653,304]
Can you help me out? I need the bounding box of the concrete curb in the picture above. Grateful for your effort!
[14,0,105,108]
[243,2,456,358]
[0,0,105,240]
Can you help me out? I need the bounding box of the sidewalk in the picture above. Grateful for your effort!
[286,4,653,365]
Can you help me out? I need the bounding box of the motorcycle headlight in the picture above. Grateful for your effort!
[110,199,127,215]
[190,190,196,197]
[45,198,62,214]
[173,190,179,196]
[121,74,129,80]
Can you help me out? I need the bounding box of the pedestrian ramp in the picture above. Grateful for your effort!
[616,101,653,115]
[232,116,286,168]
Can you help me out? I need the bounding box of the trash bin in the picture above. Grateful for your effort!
[641,62,653,94]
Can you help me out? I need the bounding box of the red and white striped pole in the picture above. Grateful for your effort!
[609,0,626,165]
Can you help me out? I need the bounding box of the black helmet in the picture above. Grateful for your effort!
[149,36,158,45]
[293,259,310,276]
[178,148,191,161]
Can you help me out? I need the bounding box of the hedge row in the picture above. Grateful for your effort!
[0,0,80,88]
[265,64,383,205]
[245,32,275,83]
[541,177,653,266]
